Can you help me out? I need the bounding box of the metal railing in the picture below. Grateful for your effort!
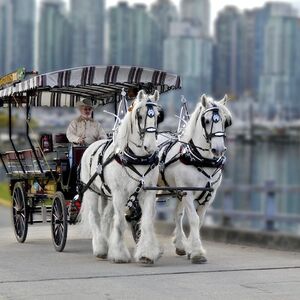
[208,180,300,231]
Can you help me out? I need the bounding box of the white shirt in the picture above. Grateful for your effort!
[66,116,107,145]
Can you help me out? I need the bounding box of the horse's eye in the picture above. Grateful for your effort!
[138,115,142,121]
[205,119,210,125]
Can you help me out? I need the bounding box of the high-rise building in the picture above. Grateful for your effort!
[71,0,105,67]
[108,2,134,66]
[150,0,178,69]
[151,0,178,38]
[180,0,210,36]
[213,6,244,99]
[132,4,162,68]
[108,3,162,68]
[11,0,35,71]
[241,9,259,96]
[164,21,213,102]
[254,2,300,118]
[38,0,71,73]
[258,16,300,118]
[0,0,12,75]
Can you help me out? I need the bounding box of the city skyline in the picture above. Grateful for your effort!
[37,0,300,22]
[106,0,300,24]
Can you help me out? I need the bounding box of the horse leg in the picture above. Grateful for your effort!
[183,192,206,264]
[194,200,213,262]
[85,190,108,259]
[101,200,113,240]
[108,193,131,263]
[173,199,187,256]
[135,191,161,264]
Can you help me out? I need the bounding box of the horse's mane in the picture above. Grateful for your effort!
[180,96,232,143]
[114,98,147,152]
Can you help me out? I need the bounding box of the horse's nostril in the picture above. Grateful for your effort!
[212,148,217,154]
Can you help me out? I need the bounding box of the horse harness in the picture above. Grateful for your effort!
[159,104,229,206]
[159,139,226,206]
[78,98,159,198]
[79,139,159,197]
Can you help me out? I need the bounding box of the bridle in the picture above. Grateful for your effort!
[130,99,158,148]
[200,105,231,143]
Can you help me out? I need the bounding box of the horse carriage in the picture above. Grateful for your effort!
[0,65,232,264]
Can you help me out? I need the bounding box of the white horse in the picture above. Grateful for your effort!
[79,90,161,264]
[158,94,232,263]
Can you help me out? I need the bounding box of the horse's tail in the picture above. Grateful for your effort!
[77,191,92,237]
[77,152,92,237]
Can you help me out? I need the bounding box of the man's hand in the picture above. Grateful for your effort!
[77,137,85,145]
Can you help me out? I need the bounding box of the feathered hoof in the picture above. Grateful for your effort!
[187,253,191,260]
[176,248,186,256]
[96,253,107,260]
[191,255,207,264]
[139,256,154,265]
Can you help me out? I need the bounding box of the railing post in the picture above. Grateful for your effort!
[222,180,233,227]
[265,180,276,231]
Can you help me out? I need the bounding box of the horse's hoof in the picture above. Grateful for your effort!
[176,248,186,256]
[139,256,154,265]
[187,253,191,260]
[96,253,107,259]
[191,255,207,264]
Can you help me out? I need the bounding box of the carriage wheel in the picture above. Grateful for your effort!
[51,192,68,252]
[12,182,29,243]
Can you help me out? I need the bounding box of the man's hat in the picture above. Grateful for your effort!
[76,98,93,108]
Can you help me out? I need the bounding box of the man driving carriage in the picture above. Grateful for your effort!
[66,98,107,146]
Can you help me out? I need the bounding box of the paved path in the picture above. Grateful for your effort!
[0,206,300,300]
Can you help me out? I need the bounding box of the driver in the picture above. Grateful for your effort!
[66,98,107,146]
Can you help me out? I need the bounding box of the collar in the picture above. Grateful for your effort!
[115,147,159,166]
[180,141,226,169]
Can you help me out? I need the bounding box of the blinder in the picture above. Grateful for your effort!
[136,99,158,137]
[225,117,232,128]
[201,106,231,141]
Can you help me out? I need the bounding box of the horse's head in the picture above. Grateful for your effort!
[182,94,232,159]
[116,90,159,155]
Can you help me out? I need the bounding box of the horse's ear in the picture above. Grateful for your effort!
[153,90,160,102]
[220,94,229,106]
[137,90,146,102]
[200,94,208,108]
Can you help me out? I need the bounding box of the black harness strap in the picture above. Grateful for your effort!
[195,172,222,205]
[159,139,180,186]
[195,182,211,206]
[115,147,159,180]
[80,140,114,197]
[97,140,114,195]
[158,138,226,205]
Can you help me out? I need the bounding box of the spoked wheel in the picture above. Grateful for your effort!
[12,182,28,243]
[51,192,68,252]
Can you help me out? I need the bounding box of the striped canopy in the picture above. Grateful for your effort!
[0,65,181,108]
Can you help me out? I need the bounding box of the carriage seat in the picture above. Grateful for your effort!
[5,149,56,174]
[55,133,69,144]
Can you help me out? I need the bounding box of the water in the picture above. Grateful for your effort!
[213,140,300,234]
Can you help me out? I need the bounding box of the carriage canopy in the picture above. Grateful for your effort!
[0,65,181,108]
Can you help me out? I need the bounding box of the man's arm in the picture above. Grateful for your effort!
[66,120,82,144]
